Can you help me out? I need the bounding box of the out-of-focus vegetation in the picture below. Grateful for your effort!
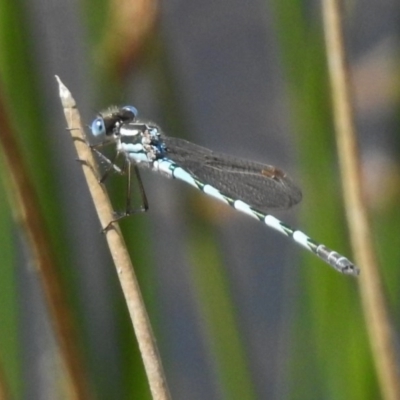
[1,0,399,399]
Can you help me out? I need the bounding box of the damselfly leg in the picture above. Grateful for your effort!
[93,151,149,231]
[90,143,124,179]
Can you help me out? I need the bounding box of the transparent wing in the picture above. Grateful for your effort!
[163,136,302,213]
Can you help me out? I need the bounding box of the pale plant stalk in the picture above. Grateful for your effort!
[322,1,400,399]
[56,76,171,400]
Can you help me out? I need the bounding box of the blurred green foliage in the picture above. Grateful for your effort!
[1,0,399,399]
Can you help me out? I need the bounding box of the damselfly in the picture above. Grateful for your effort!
[90,106,359,276]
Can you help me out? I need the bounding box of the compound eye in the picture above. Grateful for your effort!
[91,117,106,137]
[122,105,138,120]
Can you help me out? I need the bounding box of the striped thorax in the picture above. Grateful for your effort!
[91,105,166,166]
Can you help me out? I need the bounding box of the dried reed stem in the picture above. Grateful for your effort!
[322,1,400,399]
[56,76,171,400]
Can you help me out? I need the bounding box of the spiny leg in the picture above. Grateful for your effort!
[75,139,123,179]
[90,146,124,182]
[104,163,149,231]
[133,164,149,213]
[120,163,149,215]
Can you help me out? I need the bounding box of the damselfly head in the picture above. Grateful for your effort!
[91,105,139,139]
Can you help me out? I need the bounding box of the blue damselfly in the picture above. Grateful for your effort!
[90,106,359,276]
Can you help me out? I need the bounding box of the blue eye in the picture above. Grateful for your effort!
[122,105,138,120]
[91,117,106,137]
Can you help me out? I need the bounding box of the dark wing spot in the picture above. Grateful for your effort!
[261,167,286,181]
